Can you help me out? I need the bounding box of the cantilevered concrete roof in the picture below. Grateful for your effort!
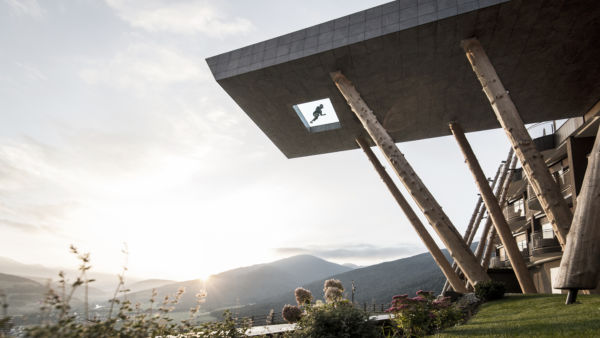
[206,0,600,158]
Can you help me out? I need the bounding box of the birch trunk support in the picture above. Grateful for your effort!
[482,155,519,269]
[461,38,571,248]
[556,126,600,293]
[443,162,502,292]
[356,136,468,293]
[450,122,537,294]
[331,71,490,286]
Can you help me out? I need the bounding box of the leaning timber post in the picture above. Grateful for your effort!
[482,229,497,271]
[556,126,600,304]
[450,122,537,294]
[481,155,519,270]
[466,163,504,246]
[442,163,503,292]
[474,150,515,260]
[331,71,490,286]
[461,38,570,248]
[356,136,468,293]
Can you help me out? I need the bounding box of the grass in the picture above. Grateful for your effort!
[436,294,600,337]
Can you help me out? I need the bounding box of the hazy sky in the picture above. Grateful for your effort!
[0,0,522,281]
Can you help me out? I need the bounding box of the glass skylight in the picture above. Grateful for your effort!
[293,98,341,133]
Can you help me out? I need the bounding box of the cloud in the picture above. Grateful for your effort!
[15,62,47,82]
[274,243,422,261]
[104,0,254,37]
[80,42,206,92]
[0,218,39,232]
[3,0,44,18]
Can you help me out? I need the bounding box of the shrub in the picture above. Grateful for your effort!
[475,280,506,301]
[282,304,303,323]
[294,287,312,306]
[323,279,344,304]
[386,290,462,337]
[291,301,379,338]
[284,279,379,337]
[323,279,344,291]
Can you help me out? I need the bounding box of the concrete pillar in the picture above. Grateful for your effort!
[331,71,490,286]
[356,136,468,293]
[556,126,600,300]
[450,122,536,294]
[461,38,571,248]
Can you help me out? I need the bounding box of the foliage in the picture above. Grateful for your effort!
[284,279,379,337]
[1,290,12,337]
[323,278,344,304]
[290,301,379,338]
[282,304,302,323]
[474,280,505,302]
[18,245,253,338]
[437,294,600,337]
[195,310,250,338]
[294,287,312,306]
[386,290,462,337]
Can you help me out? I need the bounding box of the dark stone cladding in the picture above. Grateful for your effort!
[206,0,508,80]
[206,0,600,158]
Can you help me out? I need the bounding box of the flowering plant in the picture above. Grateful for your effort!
[386,290,461,337]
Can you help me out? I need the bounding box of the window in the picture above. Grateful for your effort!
[293,98,341,133]
[512,198,525,217]
[542,222,554,239]
[499,247,507,261]
[516,234,527,252]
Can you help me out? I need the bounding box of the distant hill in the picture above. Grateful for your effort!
[127,255,353,312]
[229,248,459,318]
[342,263,362,269]
[0,273,47,314]
[127,279,176,293]
[0,256,141,293]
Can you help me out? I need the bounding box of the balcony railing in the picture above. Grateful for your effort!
[489,256,510,269]
[555,169,573,196]
[503,206,525,221]
[530,231,561,255]
[527,170,572,212]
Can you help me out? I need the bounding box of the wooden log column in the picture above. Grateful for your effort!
[556,126,600,302]
[461,38,571,248]
[482,154,518,269]
[356,136,468,293]
[443,162,502,292]
[450,122,536,293]
[331,71,490,286]
[474,150,514,261]
[466,164,503,246]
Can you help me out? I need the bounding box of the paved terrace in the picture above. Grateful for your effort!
[206,0,600,158]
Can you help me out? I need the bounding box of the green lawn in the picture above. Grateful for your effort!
[436,294,600,337]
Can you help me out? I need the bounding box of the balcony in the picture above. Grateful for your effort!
[555,169,573,197]
[526,170,573,213]
[489,256,510,269]
[530,231,561,255]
